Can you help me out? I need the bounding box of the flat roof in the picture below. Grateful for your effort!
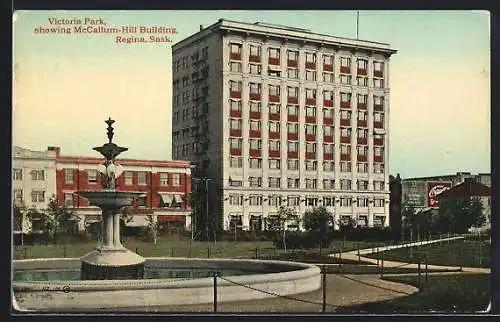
[173,18,397,55]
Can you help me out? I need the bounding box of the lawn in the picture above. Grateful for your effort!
[13,236,389,260]
[336,273,491,313]
[364,240,491,268]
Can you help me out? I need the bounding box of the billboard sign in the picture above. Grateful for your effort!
[427,181,452,208]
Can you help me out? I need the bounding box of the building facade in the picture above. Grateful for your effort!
[172,19,397,231]
[13,146,192,233]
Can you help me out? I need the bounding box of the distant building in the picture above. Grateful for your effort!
[172,19,397,232]
[401,172,491,212]
[13,146,192,233]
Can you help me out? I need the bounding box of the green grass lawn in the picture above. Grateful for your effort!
[13,236,390,260]
[364,240,491,268]
[336,273,490,313]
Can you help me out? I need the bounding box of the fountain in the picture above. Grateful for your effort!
[78,118,145,280]
[12,118,321,311]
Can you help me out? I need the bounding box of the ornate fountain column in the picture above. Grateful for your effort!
[78,118,146,280]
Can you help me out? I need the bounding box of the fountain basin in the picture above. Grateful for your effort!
[13,257,321,310]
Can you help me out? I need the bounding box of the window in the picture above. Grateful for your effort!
[374,163,385,174]
[324,143,334,154]
[374,133,384,141]
[250,120,261,131]
[267,47,281,61]
[357,180,369,190]
[249,158,262,169]
[31,190,45,203]
[230,80,242,92]
[287,196,300,206]
[340,179,352,190]
[269,159,281,170]
[230,100,242,112]
[374,181,385,191]
[305,179,317,190]
[323,72,334,83]
[269,104,280,114]
[249,64,262,75]
[305,124,316,135]
[374,199,385,207]
[268,174,281,187]
[230,138,242,149]
[374,95,384,106]
[230,157,243,168]
[160,173,168,186]
[64,169,73,184]
[340,92,351,103]
[357,110,368,121]
[172,173,181,186]
[287,141,299,152]
[374,112,385,123]
[230,179,243,187]
[249,195,263,206]
[14,189,23,203]
[341,57,351,68]
[357,59,368,70]
[357,162,368,173]
[30,169,45,181]
[340,161,351,172]
[288,159,299,170]
[182,77,189,87]
[287,68,298,79]
[358,198,369,207]
[305,107,317,118]
[287,178,300,188]
[323,161,335,172]
[323,108,334,119]
[134,172,145,185]
[358,145,368,156]
[323,126,334,137]
[341,144,351,155]
[287,50,298,61]
[323,179,335,189]
[13,169,22,180]
[323,90,334,101]
[268,69,281,77]
[324,55,333,65]
[85,169,97,184]
[323,197,333,206]
[374,146,384,157]
[357,76,368,87]
[305,52,316,63]
[306,70,316,81]
[250,101,261,113]
[358,94,368,104]
[374,78,384,88]
[287,105,299,116]
[230,118,242,130]
[268,194,281,205]
[249,177,262,187]
[229,195,243,206]
[230,62,242,72]
[268,123,280,135]
[340,127,352,137]
[269,140,280,151]
[340,74,352,85]
[306,88,317,99]
[250,83,261,95]
[287,123,299,134]
[287,86,299,98]
[306,197,318,207]
[305,160,317,171]
[340,197,352,207]
[250,45,261,57]
[374,61,384,73]
[230,43,242,54]
[306,143,316,153]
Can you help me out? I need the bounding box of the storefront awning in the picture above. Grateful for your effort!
[159,193,172,204]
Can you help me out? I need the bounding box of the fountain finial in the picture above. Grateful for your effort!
[106,117,115,143]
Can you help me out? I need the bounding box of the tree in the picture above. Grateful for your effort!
[145,214,159,244]
[303,206,334,248]
[13,201,27,233]
[267,205,299,252]
[438,197,486,233]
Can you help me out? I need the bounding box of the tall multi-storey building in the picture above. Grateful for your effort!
[172,19,397,232]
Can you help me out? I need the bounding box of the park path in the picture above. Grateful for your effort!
[336,236,490,274]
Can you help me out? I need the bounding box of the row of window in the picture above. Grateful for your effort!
[62,193,184,209]
[229,43,384,74]
[61,169,185,186]
[229,119,384,133]
[173,47,209,72]
[228,194,387,207]
[13,189,45,203]
[227,176,385,190]
[230,82,386,102]
[12,169,45,181]
[229,157,385,173]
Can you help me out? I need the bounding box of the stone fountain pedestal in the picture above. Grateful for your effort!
[78,191,146,280]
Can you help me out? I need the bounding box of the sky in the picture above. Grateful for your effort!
[12,10,490,178]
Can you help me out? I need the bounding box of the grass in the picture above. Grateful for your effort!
[364,240,491,268]
[13,236,390,260]
[336,273,491,313]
